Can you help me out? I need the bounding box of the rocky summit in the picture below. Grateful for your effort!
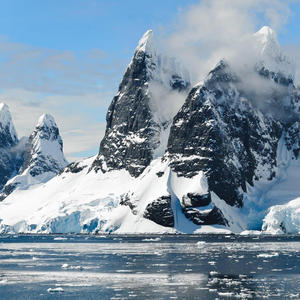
[0,103,24,191]
[91,30,190,177]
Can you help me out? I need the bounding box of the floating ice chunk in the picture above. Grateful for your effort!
[47,287,64,293]
[142,237,161,242]
[61,263,69,269]
[257,252,279,258]
[196,241,206,247]
[54,237,68,241]
[70,265,83,270]
[218,292,235,297]
[61,263,83,270]
[209,271,218,276]
[240,230,262,236]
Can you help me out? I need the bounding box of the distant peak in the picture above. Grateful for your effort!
[0,102,14,125]
[0,103,18,145]
[256,26,276,37]
[135,29,155,54]
[37,113,57,128]
[254,26,279,46]
[0,103,12,123]
[0,103,9,113]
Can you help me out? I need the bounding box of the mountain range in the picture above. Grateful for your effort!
[0,26,299,235]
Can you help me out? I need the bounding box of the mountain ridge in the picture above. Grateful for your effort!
[0,27,299,234]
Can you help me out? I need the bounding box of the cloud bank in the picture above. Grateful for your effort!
[161,0,293,85]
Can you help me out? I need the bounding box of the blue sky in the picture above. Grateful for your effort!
[0,0,299,160]
[0,1,198,51]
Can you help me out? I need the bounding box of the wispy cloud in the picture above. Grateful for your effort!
[0,36,127,161]
[161,0,293,84]
[0,88,108,162]
[0,36,125,95]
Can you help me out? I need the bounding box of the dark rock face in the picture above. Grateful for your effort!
[62,161,87,174]
[182,193,211,208]
[0,123,17,149]
[167,61,288,207]
[0,105,22,191]
[91,31,190,177]
[180,192,227,226]
[143,195,174,227]
[285,122,300,158]
[183,206,228,226]
[0,182,19,201]
[0,149,19,191]
[120,193,137,214]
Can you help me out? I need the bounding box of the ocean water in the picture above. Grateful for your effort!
[0,234,300,299]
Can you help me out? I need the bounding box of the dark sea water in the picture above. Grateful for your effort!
[0,234,300,299]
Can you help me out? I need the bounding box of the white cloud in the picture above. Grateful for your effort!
[161,0,293,84]
[283,44,300,85]
[0,36,125,95]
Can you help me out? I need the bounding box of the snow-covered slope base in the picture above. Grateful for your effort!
[240,133,300,233]
[0,156,231,234]
[262,198,300,234]
[261,139,300,234]
[1,130,299,235]
[0,157,128,233]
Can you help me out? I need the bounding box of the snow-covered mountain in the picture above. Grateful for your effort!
[91,30,190,177]
[0,114,68,200]
[0,103,24,191]
[0,27,300,234]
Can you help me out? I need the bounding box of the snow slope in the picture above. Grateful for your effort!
[261,132,300,234]
[262,197,300,234]
[0,157,175,234]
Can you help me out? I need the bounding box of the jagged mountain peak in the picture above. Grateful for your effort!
[255,26,278,42]
[37,113,57,128]
[135,29,154,54]
[0,102,10,114]
[0,102,18,147]
[253,26,294,79]
[21,113,68,174]
[254,26,280,57]
[91,27,190,177]
[33,113,63,147]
